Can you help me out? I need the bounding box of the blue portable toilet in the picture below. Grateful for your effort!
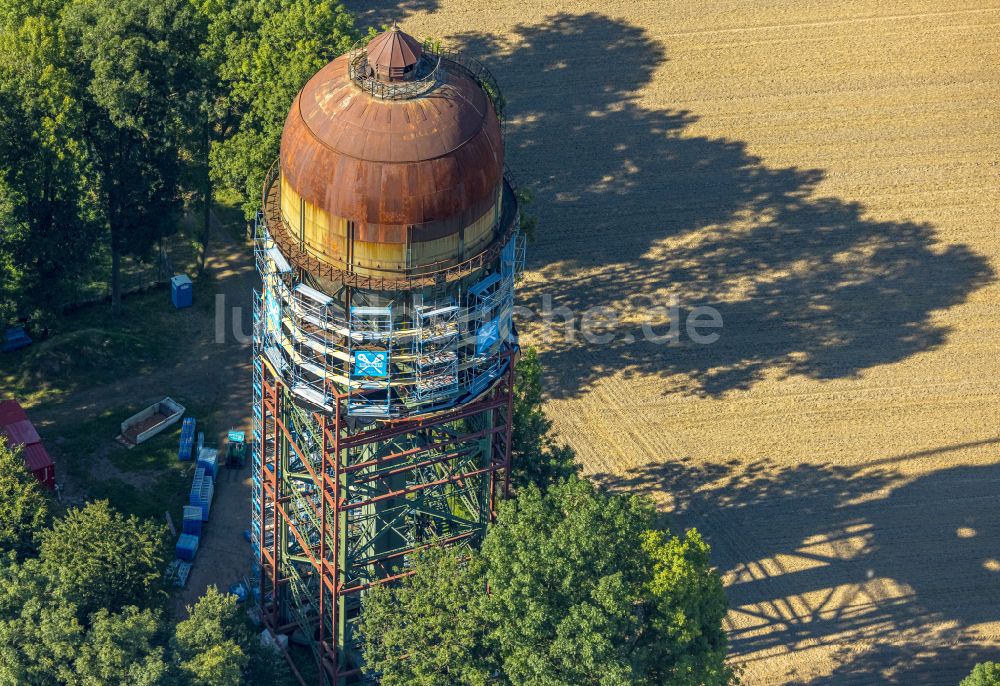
[170,275,193,309]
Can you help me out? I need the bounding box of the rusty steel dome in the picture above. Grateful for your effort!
[273,26,509,283]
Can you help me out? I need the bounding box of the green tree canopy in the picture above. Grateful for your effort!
[173,586,250,686]
[361,547,496,686]
[173,585,292,686]
[362,478,733,686]
[0,554,171,686]
[72,606,170,686]
[963,663,1000,686]
[0,438,49,557]
[60,0,200,313]
[0,556,82,686]
[0,0,100,319]
[206,0,357,218]
[37,499,166,619]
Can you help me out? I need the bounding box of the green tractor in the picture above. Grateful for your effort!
[226,430,246,468]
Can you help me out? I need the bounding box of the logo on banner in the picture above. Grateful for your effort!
[353,350,389,377]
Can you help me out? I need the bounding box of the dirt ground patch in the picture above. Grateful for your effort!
[349,1,1000,683]
[14,222,257,616]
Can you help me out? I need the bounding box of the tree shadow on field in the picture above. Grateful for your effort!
[345,0,440,28]
[447,13,993,398]
[593,448,1000,684]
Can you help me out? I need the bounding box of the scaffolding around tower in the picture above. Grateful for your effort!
[252,25,521,686]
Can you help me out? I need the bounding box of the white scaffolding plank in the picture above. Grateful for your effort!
[291,384,332,411]
[266,246,292,273]
[351,306,392,316]
[264,345,285,373]
[298,360,326,378]
[299,333,329,355]
[294,283,333,306]
[419,305,459,318]
[348,404,390,417]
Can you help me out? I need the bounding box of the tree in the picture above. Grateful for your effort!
[361,478,733,685]
[963,663,1000,686]
[0,557,170,686]
[360,547,496,686]
[173,586,249,686]
[72,606,170,686]
[37,500,166,619]
[60,0,200,314]
[0,0,101,319]
[207,0,357,219]
[483,477,657,685]
[510,346,580,492]
[0,556,82,686]
[0,438,49,558]
[172,585,291,686]
[638,530,731,686]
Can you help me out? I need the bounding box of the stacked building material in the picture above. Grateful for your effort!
[199,479,214,521]
[189,467,214,521]
[178,417,196,461]
[166,559,193,588]
[196,447,219,481]
[182,505,202,537]
[0,399,55,489]
[175,533,199,561]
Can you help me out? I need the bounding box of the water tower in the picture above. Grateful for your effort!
[251,25,523,684]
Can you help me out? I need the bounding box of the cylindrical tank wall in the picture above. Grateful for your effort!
[280,175,502,277]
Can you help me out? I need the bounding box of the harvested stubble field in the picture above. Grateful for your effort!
[355,1,1000,683]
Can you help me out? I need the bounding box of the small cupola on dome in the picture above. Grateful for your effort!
[366,23,424,82]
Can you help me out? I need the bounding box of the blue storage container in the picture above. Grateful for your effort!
[182,505,202,536]
[175,533,199,561]
[170,274,193,309]
[199,481,214,521]
[197,447,219,481]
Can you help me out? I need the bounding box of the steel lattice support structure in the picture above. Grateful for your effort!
[255,353,514,683]
[250,26,521,684]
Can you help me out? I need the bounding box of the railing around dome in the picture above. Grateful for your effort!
[260,159,520,293]
[436,49,506,129]
[347,45,443,101]
[346,37,506,136]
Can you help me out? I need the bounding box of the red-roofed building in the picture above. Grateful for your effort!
[22,443,55,490]
[0,399,55,491]
[0,399,27,426]
[1,419,41,446]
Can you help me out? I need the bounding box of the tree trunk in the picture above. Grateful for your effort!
[110,230,121,316]
[199,118,212,275]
